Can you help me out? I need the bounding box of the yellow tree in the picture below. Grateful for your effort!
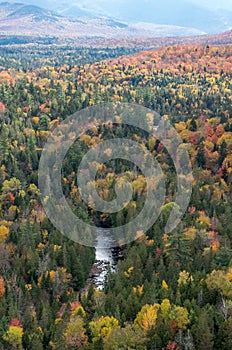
[65,316,88,348]
[0,276,5,301]
[2,177,22,194]
[89,316,120,343]
[134,303,160,332]
[3,325,23,349]
[0,225,9,243]
[160,299,171,322]
[206,269,232,299]
[170,306,189,330]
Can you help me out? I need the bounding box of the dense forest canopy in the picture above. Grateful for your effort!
[0,42,231,349]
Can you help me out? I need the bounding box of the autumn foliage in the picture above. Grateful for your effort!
[0,42,231,349]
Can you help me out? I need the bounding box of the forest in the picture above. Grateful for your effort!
[0,42,231,349]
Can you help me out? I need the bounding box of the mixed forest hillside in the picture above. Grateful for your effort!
[0,42,231,349]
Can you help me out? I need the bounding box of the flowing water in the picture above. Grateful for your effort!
[93,228,118,290]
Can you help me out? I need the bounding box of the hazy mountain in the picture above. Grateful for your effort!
[70,0,232,34]
[8,0,232,34]
[0,2,61,20]
[0,2,206,38]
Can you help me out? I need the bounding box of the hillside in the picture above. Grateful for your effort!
[65,29,232,48]
[0,43,231,349]
[0,2,206,38]
[8,0,232,34]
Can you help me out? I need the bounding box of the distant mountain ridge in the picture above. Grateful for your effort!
[9,0,232,34]
[0,2,206,38]
[67,1,232,34]
[0,2,61,20]
[7,4,61,23]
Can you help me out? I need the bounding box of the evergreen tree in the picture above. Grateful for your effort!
[192,310,214,350]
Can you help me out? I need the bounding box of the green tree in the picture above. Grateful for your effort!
[192,310,214,350]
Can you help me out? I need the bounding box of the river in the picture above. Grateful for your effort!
[93,228,118,290]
